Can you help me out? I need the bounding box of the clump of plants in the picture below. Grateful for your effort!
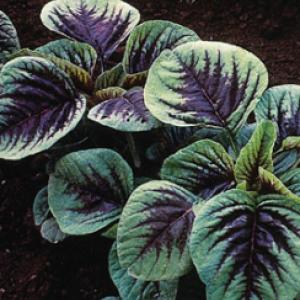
[1,0,300,299]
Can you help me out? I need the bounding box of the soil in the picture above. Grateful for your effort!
[0,0,300,299]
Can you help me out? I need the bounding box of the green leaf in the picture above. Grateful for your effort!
[258,167,300,202]
[280,136,300,152]
[123,20,200,74]
[255,84,300,143]
[145,41,268,131]
[273,149,299,176]
[48,149,134,235]
[190,189,300,300]
[122,71,148,89]
[41,218,68,244]
[102,222,118,239]
[0,10,20,63]
[161,139,235,199]
[9,48,94,93]
[235,121,276,189]
[109,242,178,300]
[117,180,198,281]
[36,39,98,75]
[89,87,126,107]
[280,169,300,196]
[95,64,126,91]
[146,126,222,162]
[33,186,49,226]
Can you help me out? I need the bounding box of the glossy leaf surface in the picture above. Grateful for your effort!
[0,10,20,63]
[88,87,161,132]
[109,242,178,300]
[41,0,140,59]
[145,41,268,130]
[190,189,300,300]
[48,149,134,235]
[235,121,276,189]
[36,38,97,74]
[0,57,86,159]
[118,180,198,281]
[255,84,300,143]
[161,139,235,199]
[123,20,200,74]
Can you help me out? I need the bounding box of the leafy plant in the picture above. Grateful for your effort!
[2,1,300,299]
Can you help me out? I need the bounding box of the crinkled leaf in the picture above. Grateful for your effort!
[225,123,256,157]
[258,167,300,201]
[36,39,97,74]
[273,149,298,176]
[190,189,300,300]
[280,169,300,196]
[145,41,268,130]
[0,57,86,160]
[280,136,300,152]
[235,121,276,189]
[48,149,134,235]
[117,180,198,281]
[94,64,125,91]
[8,48,93,93]
[41,0,140,59]
[161,139,235,199]
[123,20,200,74]
[33,186,49,226]
[146,126,222,162]
[88,87,161,132]
[89,87,126,107]
[41,218,68,244]
[122,71,148,89]
[0,10,20,63]
[255,84,300,143]
[109,242,178,300]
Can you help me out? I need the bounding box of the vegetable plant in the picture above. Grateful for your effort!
[1,0,300,299]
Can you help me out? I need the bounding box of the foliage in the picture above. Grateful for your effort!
[1,1,300,299]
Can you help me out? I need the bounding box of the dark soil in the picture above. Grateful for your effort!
[0,0,300,299]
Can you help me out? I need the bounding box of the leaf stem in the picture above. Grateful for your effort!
[226,129,238,158]
[126,133,141,169]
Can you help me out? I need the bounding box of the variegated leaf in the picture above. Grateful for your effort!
[36,38,97,74]
[123,20,200,74]
[117,180,198,281]
[8,48,94,93]
[280,169,300,197]
[235,121,276,189]
[109,242,178,299]
[48,149,134,235]
[41,0,140,59]
[258,167,300,201]
[94,63,125,91]
[0,57,86,160]
[161,139,235,199]
[88,87,161,132]
[255,84,300,143]
[190,189,300,300]
[145,41,268,131]
[0,10,20,63]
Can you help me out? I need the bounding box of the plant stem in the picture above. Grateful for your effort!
[126,133,141,169]
[226,129,238,158]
